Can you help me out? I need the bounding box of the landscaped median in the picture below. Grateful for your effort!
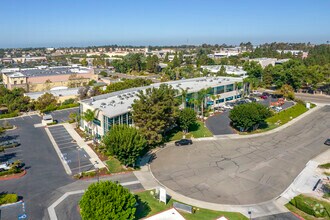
[135,190,248,220]
[285,194,330,219]
[239,101,316,135]
[0,193,18,206]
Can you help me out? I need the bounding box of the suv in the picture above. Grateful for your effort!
[175,139,193,146]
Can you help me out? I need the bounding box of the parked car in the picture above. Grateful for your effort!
[324,139,330,146]
[223,103,234,109]
[0,163,11,172]
[175,139,193,146]
[0,140,20,149]
[260,95,268,99]
[248,97,257,102]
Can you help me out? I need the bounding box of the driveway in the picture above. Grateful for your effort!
[205,111,235,135]
[150,106,330,205]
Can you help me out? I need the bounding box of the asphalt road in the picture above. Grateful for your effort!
[295,93,330,104]
[151,106,330,205]
[0,113,74,219]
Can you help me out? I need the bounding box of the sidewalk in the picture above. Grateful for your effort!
[62,123,105,169]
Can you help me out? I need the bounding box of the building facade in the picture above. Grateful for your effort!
[79,76,245,139]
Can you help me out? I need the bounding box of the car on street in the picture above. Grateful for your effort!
[325,139,330,146]
[175,139,193,146]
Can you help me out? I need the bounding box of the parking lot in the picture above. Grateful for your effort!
[206,96,295,135]
[48,125,95,175]
[0,131,23,165]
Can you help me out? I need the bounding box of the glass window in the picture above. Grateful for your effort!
[208,88,215,95]
[225,96,233,101]
[93,118,101,126]
[226,84,234,92]
[216,99,224,104]
[216,86,224,94]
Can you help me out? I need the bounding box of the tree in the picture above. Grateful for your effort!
[99,71,108,77]
[164,53,169,62]
[276,84,295,100]
[81,58,88,66]
[180,88,189,108]
[82,109,99,137]
[102,125,147,166]
[146,55,159,73]
[229,103,271,132]
[79,181,136,220]
[35,93,57,111]
[132,84,179,146]
[179,108,197,133]
[197,88,211,120]
[171,54,181,68]
[69,112,80,128]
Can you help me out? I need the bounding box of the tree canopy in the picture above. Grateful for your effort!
[229,103,271,132]
[102,125,147,166]
[179,108,197,133]
[132,84,179,146]
[79,181,136,220]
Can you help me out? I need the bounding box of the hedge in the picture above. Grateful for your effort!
[0,111,19,119]
[0,194,18,205]
[289,195,330,218]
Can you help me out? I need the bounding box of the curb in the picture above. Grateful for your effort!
[0,170,27,181]
[76,170,133,180]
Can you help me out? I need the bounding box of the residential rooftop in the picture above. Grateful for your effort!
[81,76,243,119]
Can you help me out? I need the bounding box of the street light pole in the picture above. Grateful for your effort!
[95,161,99,183]
[77,147,81,176]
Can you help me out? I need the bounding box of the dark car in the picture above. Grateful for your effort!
[324,139,330,146]
[175,139,193,146]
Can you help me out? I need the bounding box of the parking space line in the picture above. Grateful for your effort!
[70,164,94,171]
[58,145,77,150]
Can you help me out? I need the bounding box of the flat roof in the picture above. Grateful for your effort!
[5,66,93,78]
[201,65,247,75]
[25,87,80,100]
[81,76,243,118]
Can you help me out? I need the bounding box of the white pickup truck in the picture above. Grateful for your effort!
[0,162,11,172]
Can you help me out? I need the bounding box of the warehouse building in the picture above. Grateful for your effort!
[2,65,97,92]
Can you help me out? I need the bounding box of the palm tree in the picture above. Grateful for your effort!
[197,88,211,120]
[180,88,189,109]
[82,108,99,138]
[210,94,216,112]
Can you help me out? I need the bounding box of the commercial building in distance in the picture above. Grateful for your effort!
[201,65,247,77]
[2,65,97,92]
[79,76,245,139]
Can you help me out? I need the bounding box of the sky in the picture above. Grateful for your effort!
[0,0,330,48]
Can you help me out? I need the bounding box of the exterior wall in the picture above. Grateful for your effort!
[3,74,28,90]
[27,73,95,84]
[28,78,90,92]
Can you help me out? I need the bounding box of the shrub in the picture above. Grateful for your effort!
[0,193,18,205]
[289,195,330,218]
[79,181,136,220]
[229,103,271,131]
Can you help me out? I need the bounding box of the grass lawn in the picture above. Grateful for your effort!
[135,190,248,220]
[165,121,213,142]
[240,103,311,135]
[105,156,127,173]
[266,103,309,125]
